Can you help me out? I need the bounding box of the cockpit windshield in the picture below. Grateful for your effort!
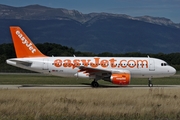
[161,63,168,66]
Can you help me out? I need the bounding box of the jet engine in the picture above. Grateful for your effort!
[110,73,131,85]
[103,72,131,85]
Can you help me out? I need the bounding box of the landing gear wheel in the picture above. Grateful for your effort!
[148,83,153,87]
[148,78,153,87]
[91,81,99,88]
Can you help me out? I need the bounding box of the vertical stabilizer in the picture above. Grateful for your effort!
[10,26,46,58]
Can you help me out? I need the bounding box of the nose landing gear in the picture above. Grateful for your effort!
[148,78,153,87]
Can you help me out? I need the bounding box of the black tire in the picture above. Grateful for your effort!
[91,81,99,88]
[148,83,153,87]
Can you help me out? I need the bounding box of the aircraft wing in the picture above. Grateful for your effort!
[77,66,130,77]
[76,66,111,78]
[78,66,111,74]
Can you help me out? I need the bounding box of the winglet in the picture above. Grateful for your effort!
[10,26,46,58]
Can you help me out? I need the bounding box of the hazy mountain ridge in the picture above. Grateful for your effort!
[0,4,180,54]
[0,4,179,28]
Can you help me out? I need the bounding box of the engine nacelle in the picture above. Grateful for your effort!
[110,73,131,85]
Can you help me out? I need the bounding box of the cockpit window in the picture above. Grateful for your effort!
[161,63,168,66]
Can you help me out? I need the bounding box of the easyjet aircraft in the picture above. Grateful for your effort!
[6,26,176,87]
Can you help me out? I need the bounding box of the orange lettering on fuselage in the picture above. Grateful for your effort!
[119,60,127,68]
[127,60,136,68]
[81,59,91,67]
[109,58,117,68]
[73,59,81,67]
[137,60,148,68]
[53,58,149,69]
[54,59,62,67]
[63,59,72,67]
[100,59,109,68]
[90,58,100,68]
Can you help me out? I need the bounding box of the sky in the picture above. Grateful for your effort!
[1,0,180,23]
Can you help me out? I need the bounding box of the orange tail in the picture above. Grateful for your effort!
[10,26,46,58]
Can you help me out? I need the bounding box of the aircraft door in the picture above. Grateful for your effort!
[149,59,155,71]
[43,59,49,70]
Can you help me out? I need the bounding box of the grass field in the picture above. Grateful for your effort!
[0,73,180,120]
[0,88,180,120]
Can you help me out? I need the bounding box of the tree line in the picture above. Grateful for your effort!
[0,43,180,72]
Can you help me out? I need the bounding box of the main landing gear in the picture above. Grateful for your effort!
[91,80,99,88]
[148,78,153,87]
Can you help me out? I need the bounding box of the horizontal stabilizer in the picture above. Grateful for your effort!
[7,59,32,67]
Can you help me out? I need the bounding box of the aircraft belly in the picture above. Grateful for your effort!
[130,69,154,78]
[130,69,142,78]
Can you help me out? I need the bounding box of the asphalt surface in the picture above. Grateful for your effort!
[0,85,180,89]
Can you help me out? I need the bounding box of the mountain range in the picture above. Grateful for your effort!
[0,4,180,53]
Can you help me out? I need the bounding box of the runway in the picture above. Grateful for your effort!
[0,85,180,89]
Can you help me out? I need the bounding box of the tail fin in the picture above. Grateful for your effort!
[10,26,46,58]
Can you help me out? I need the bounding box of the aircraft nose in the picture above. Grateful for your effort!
[169,67,176,76]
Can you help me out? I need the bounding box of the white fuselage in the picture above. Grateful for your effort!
[6,57,176,79]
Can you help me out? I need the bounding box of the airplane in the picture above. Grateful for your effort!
[6,26,176,87]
